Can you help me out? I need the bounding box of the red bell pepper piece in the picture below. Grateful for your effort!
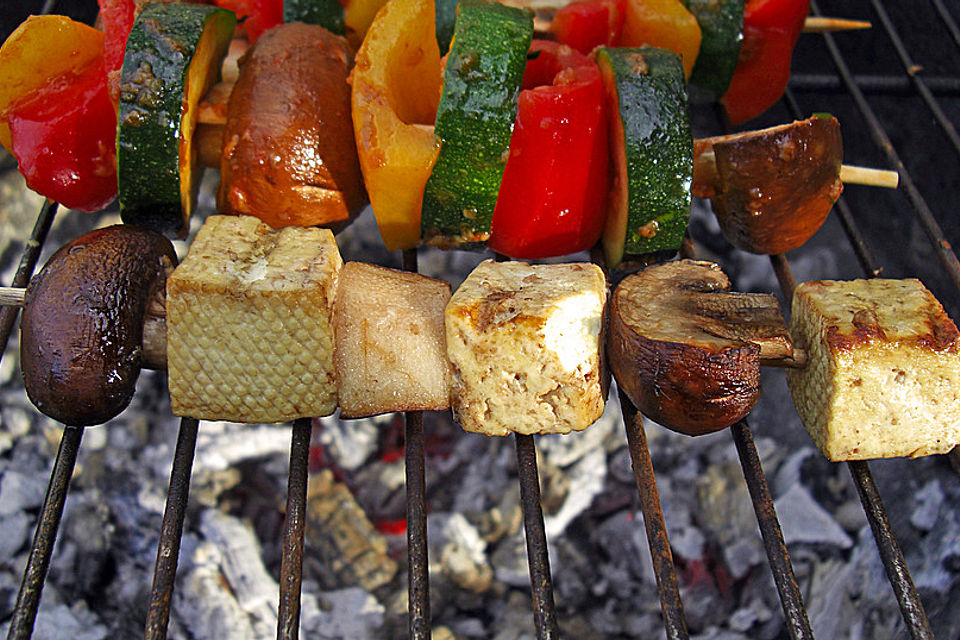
[550,0,626,56]
[98,0,136,79]
[721,0,809,125]
[216,0,283,42]
[489,40,610,259]
[6,59,118,212]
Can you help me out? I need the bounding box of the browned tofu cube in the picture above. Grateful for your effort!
[167,215,341,423]
[334,262,452,418]
[445,260,608,436]
[788,278,960,460]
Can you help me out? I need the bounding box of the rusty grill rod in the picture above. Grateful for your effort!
[730,421,815,640]
[6,425,83,640]
[0,200,58,354]
[617,390,689,640]
[402,248,432,640]
[769,253,934,640]
[848,461,934,640]
[515,433,560,639]
[677,237,814,637]
[144,417,200,640]
[278,417,313,640]
[491,252,560,638]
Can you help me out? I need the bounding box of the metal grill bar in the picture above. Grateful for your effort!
[730,421,814,640]
[402,247,431,640]
[930,0,960,50]
[278,417,312,640]
[870,0,960,161]
[405,410,431,640]
[780,5,960,632]
[6,425,83,640]
[848,461,934,640]
[145,417,200,640]
[810,0,960,294]
[617,390,689,640]
[0,200,58,354]
[514,433,560,639]
[677,238,814,638]
[790,73,960,95]
[769,252,935,638]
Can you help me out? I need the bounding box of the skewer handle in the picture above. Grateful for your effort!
[0,287,26,307]
[841,164,900,189]
[802,16,872,33]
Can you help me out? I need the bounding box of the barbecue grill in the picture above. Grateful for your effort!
[0,0,959,638]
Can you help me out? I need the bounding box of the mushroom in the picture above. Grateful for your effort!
[20,225,177,426]
[608,260,795,436]
[692,115,844,255]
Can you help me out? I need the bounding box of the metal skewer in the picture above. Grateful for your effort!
[145,417,201,640]
[402,248,432,640]
[617,391,689,640]
[278,417,313,640]
[6,425,83,640]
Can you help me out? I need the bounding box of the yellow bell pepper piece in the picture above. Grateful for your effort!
[621,0,702,79]
[350,0,441,251]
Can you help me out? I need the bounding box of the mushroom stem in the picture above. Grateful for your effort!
[761,347,808,369]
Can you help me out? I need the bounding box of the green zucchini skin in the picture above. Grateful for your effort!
[421,0,533,250]
[117,3,235,236]
[598,46,693,264]
[284,0,346,35]
[684,0,744,102]
[434,0,459,54]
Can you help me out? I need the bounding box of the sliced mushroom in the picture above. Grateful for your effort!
[608,260,792,435]
[20,225,178,426]
[692,115,844,255]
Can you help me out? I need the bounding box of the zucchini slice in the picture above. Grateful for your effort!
[684,0,744,101]
[284,0,346,36]
[117,3,235,235]
[420,0,533,250]
[596,46,693,269]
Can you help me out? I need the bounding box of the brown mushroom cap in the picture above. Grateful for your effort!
[608,260,791,435]
[692,115,844,255]
[20,225,177,426]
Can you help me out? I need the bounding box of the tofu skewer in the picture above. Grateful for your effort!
[9,221,959,462]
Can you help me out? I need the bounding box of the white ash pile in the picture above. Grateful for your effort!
[1,178,960,639]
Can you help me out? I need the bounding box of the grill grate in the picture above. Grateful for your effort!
[2,0,960,638]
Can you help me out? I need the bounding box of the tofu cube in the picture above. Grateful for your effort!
[167,215,342,423]
[334,262,452,418]
[446,260,608,436]
[787,278,960,460]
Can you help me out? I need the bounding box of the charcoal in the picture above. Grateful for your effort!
[490,530,533,589]
[0,509,29,559]
[537,402,619,468]
[303,470,398,593]
[544,444,605,538]
[427,512,493,593]
[0,469,48,514]
[775,484,853,548]
[909,479,944,532]
[315,414,382,471]
[0,602,108,640]
[302,586,385,639]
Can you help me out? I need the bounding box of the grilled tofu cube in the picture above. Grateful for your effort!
[445,260,608,436]
[334,262,452,418]
[167,215,342,423]
[787,278,960,460]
